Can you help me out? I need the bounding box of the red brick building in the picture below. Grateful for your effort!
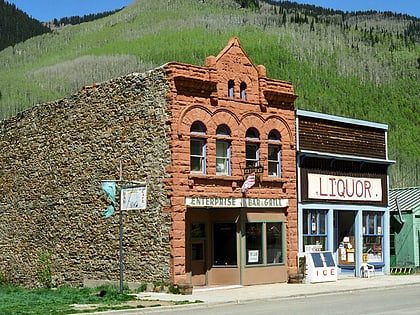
[166,37,298,285]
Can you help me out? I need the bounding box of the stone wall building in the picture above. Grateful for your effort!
[0,37,298,287]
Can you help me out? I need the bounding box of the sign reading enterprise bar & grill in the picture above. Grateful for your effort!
[186,197,288,208]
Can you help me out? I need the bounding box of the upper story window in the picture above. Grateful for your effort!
[245,128,260,167]
[268,130,282,177]
[228,80,234,98]
[240,82,247,100]
[216,125,231,175]
[190,121,206,174]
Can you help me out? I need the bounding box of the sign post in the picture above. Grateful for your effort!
[118,196,124,294]
[118,184,147,293]
[101,175,147,294]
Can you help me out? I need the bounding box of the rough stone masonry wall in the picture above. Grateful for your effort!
[0,68,172,287]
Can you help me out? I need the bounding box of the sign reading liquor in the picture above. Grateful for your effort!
[307,173,382,202]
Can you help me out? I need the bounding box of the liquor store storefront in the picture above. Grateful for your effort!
[185,196,289,286]
[296,110,394,277]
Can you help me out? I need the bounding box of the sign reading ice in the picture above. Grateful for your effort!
[308,173,382,201]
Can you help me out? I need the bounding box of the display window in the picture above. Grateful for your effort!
[303,210,327,250]
[245,222,284,266]
[362,211,384,263]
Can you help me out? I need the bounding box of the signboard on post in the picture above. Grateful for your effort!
[121,186,147,210]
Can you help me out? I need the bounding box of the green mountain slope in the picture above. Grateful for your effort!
[0,0,418,187]
[0,0,51,51]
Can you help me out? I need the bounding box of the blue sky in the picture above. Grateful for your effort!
[6,0,420,22]
[7,0,134,21]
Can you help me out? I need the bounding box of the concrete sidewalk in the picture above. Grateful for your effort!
[76,275,420,314]
[136,274,420,304]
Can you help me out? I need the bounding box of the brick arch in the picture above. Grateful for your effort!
[262,116,294,145]
[177,105,214,136]
[211,109,240,137]
[239,112,268,138]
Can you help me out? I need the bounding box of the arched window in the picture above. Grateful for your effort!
[268,130,281,177]
[245,128,260,167]
[216,125,231,175]
[190,121,206,174]
[228,80,234,98]
[240,82,247,100]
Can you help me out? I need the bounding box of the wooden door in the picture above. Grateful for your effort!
[191,240,206,286]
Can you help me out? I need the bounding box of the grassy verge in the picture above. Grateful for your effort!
[0,284,185,315]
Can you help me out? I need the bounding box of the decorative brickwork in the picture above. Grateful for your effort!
[165,38,298,283]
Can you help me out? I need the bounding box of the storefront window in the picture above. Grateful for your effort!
[266,223,283,264]
[363,212,383,263]
[303,210,327,250]
[246,223,263,265]
[213,223,237,266]
[245,222,284,265]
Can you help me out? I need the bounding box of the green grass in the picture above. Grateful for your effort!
[0,285,137,315]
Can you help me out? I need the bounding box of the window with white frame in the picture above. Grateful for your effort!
[303,210,327,250]
[268,130,281,177]
[190,121,206,174]
[245,128,260,167]
[362,211,383,263]
[216,124,231,175]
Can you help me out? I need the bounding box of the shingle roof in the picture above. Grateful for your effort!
[389,187,420,213]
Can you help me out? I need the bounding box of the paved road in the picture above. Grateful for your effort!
[77,275,420,315]
[133,284,420,315]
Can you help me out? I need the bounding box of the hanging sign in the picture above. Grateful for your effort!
[121,186,147,210]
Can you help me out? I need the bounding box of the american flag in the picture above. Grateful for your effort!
[241,172,256,193]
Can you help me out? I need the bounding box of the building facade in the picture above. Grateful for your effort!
[167,37,298,286]
[0,38,298,287]
[389,186,420,269]
[296,110,394,277]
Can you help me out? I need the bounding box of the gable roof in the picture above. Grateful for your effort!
[389,186,420,213]
[214,37,255,67]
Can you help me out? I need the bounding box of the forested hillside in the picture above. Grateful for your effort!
[0,0,50,51]
[0,0,418,187]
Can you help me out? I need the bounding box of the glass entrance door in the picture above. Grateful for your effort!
[335,211,356,267]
